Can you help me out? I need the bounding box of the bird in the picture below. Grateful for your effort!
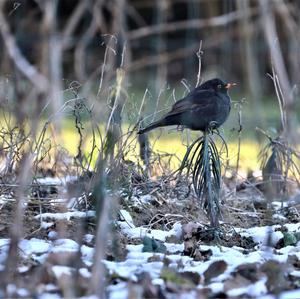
[137,78,236,135]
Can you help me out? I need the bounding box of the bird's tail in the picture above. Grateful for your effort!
[137,118,167,134]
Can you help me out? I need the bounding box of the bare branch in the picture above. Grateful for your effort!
[62,0,90,49]
[128,29,237,72]
[0,3,48,93]
[259,0,293,106]
[128,9,257,40]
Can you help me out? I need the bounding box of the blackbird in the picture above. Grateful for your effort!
[138,78,236,134]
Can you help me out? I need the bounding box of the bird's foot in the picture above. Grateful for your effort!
[208,121,219,134]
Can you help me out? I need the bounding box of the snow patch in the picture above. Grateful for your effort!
[35,210,95,221]
[51,265,72,278]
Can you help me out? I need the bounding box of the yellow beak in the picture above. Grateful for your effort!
[225,83,237,89]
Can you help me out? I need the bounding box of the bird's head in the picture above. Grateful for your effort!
[200,78,237,93]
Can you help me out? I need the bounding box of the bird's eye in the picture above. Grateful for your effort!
[217,84,222,89]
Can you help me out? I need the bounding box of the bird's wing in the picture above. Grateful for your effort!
[167,90,216,117]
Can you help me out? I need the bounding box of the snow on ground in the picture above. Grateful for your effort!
[35,176,77,186]
[105,209,300,299]
[1,196,300,298]
[118,209,182,241]
[237,223,300,247]
[35,210,96,221]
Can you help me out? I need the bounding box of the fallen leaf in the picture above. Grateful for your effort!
[235,263,260,282]
[260,260,289,293]
[223,273,252,292]
[203,260,227,284]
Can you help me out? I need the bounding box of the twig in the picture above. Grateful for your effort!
[195,40,203,87]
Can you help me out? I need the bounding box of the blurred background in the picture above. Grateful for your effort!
[0,0,299,170]
[1,2,300,297]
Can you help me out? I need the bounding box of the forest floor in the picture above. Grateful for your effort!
[0,169,300,299]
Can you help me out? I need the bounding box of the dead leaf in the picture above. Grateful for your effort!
[235,263,260,282]
[203,260,227,284]
[180,271,201,285]
[224,273,252,292]
[260,260,289,293]
[137,272,166,299]
[184,239,212,261]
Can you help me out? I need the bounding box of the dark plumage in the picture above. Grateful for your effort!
[138,78,236,134]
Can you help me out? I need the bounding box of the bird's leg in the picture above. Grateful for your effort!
[207,121,219,135]
[208,121,218,129]
[177,125,186,132]
[214,128,220,135]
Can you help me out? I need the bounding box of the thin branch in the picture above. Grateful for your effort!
[61,0,89,49]
[128,8,257,40]
[127,28,239,72]
[259,0,293,107]
[195,40,203,87]
[0,3,48,93]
